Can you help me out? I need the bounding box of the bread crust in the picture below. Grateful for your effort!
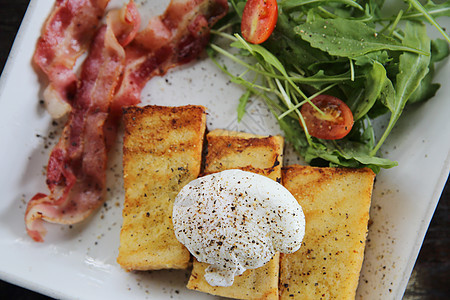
[186,129,284,300]
[280,165,375,299]
[117,105,206,271]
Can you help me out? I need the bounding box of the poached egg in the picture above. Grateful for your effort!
[173,169,305,286]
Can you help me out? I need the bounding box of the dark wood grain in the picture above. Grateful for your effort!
[0,0,448,299]
[0,0,30,75]
[403,177,450,300]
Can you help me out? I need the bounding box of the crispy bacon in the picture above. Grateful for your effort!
[26,2,140,242]
[105,0,228,143]
[27,0,228,242]
[33,0,110,119]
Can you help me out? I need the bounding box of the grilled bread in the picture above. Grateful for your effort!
[187,129,283,300]
[280,165,375,299]
[203,129,283,181]
[117,105,206,271]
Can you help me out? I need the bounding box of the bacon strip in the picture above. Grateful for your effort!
[105,0,229,142]
[26,2,140,242]
[33,0,110,119]
[26,0,228,242]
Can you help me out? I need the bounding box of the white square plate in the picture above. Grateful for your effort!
[0,1,448,299]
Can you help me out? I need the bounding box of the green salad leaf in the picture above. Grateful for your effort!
[295,18,427,57]
[372,21,431,154]
[405,0,450,43]
[282,0,364,11]
[351,61,386,121]
[399,0,450,21]
[208,0,450,173]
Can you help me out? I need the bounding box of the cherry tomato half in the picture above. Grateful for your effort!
[241,0,278,44]
[300,95,354,140]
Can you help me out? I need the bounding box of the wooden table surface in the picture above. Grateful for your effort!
[0,0,448,299]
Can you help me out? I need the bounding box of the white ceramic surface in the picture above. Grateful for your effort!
[0,1,449,299]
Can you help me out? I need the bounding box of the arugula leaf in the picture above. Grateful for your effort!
[353,50,391,66]
[324,139,397,168]
[291,70,358,89]
[362,0,386,19]
[237,90,251,122]
[405,0,450,43]
[229,0,245,17]
[391,22,431,109]
[209,0,445,172]
[378,76,396,114]
[349,116,376,150]
[264,13,331,69]
[394,0,450,21]
[352,61,387,121]
[304,139,397,172]
[277,115,309,151]
[372,21,431,154]
[230,39,289,78]
[295,18,428,57]
[277,98,398,173]
[430,39,450,63]
[408,65,439,104]
[408,39,449,103]
[281,0,364,11]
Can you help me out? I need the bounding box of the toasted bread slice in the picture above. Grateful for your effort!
[280,165,375,300]
[117,105,206,271]
[187,129,283,300]
[190,254,280,300]
[203,129,283,181]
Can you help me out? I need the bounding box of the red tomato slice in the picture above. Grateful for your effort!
[300,95,354,140]
[241,0,278,44]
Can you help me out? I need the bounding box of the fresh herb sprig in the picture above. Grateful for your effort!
[209,0,450,173]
